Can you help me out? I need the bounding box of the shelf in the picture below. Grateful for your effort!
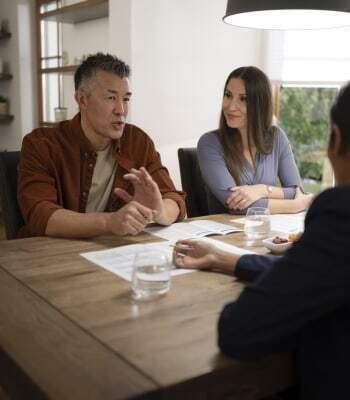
[0,115,14,122]
[0,73,13,81]
[40,65,78,74]
[39,121,58,127]
[0,31,11,40]
[40,0,108,24]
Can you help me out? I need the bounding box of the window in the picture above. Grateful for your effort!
[264,28,350,194]
[279,84,338,195]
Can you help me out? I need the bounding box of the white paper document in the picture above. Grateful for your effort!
[81,241,193,281]
[80,238,253,282]
[145,220,242,242]
[233,212,305,233]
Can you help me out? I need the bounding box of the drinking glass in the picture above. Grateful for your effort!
[244,206,271,240]
[131,250,171,299]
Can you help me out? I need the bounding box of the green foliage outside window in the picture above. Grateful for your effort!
[279,87,337,186]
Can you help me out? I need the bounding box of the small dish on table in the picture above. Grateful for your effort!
[262,236,293,254]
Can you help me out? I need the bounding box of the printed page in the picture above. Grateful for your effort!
[189,220,243,235]
[145,220,242,242]
[232,212,306,233]
[80,238,255,282]
[81,241,194,282]
[203,237,255,256]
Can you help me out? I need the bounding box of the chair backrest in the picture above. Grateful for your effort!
[0,151,24,239]
[178,148,209,218]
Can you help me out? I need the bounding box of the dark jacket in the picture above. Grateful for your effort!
[218,185,350,399]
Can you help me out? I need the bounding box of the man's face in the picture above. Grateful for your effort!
[77,70,131,144]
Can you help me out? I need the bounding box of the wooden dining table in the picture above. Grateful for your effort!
[0,214,296,400]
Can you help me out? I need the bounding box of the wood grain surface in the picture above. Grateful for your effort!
[0,214,295,400]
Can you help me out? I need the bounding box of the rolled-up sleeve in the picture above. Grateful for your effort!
[277,129,303,199]
[145,143,186,221]
[17,134,63,236]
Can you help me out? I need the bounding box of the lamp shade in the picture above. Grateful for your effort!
[223,0,350,29]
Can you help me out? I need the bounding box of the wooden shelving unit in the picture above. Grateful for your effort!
[40,0,108,24]
[0,73,13,81]
[0,32,11,40]
[39,121,58,127]
[0,115,14,123]
[36,0,109,125]
[40,65,78,74]
[0,29,13,123]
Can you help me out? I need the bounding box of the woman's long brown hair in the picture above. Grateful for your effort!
[217,66,276,185]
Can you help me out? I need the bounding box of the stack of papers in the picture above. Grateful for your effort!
[145,219,242,242]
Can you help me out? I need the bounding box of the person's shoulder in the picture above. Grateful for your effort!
[198,129,220,148]
[121,123,156,154]
[307,185,350,219]
[23,124,63,146]
[273,125,289,144]
[123,123,151,141]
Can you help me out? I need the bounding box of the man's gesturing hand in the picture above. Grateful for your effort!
[107,200,154,236]
[114,167,165,223]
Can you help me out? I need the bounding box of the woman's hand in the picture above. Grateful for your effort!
[295,187,314,210]
[226,184,266,211]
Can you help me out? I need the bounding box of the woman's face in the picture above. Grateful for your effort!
[222,78,247,132]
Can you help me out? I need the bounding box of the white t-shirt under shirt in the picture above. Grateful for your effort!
[86,144,117,212]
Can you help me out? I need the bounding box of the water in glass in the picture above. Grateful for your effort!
[244,207,271,240]
[132,251,170,299]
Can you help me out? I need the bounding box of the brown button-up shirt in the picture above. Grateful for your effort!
[17,114,186,237]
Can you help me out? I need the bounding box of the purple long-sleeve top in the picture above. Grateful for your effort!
[197,127,302,213]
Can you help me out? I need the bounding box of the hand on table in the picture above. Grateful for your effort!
[226,184,265,211]
[173,240,217,269]
[295,187,314,210]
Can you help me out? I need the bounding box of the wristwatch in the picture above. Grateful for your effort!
[266,185,273,198]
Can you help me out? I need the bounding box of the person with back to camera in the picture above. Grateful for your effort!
[17,53,186,238]
[197,66,313,214]
[174,81,350,399]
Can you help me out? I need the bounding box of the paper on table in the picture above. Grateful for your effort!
[203,237,256,256]
[80,241,194,282]
[233,212,305,233]
[145,220,242,243]
[80,238,254,282]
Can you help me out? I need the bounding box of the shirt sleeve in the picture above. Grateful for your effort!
[17,133,63,236]
[235,254,279,282]
[143,137,186,221]
[218,193,350,360]
[276,128,303,199]
[197,132,235,207]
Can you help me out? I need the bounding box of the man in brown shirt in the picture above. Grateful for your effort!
[18,53,186,238]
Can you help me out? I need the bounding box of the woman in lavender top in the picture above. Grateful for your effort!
[197,66,313,214]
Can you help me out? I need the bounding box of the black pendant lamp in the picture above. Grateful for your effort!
[223,0,350,29]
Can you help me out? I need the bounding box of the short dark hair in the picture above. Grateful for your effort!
[74,53,130,91]
[330,82,350,155]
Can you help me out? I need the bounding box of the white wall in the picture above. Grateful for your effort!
[0,0,263,189]
[110,0,263,188]
[0,0,37,151]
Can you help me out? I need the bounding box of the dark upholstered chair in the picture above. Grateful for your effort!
[0,151,24,239]
[178,148,210,218]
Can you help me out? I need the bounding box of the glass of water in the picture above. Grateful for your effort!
[244,207,271,241]
[131,250,171,299]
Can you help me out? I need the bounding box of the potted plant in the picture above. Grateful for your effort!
[0,96,9,116]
